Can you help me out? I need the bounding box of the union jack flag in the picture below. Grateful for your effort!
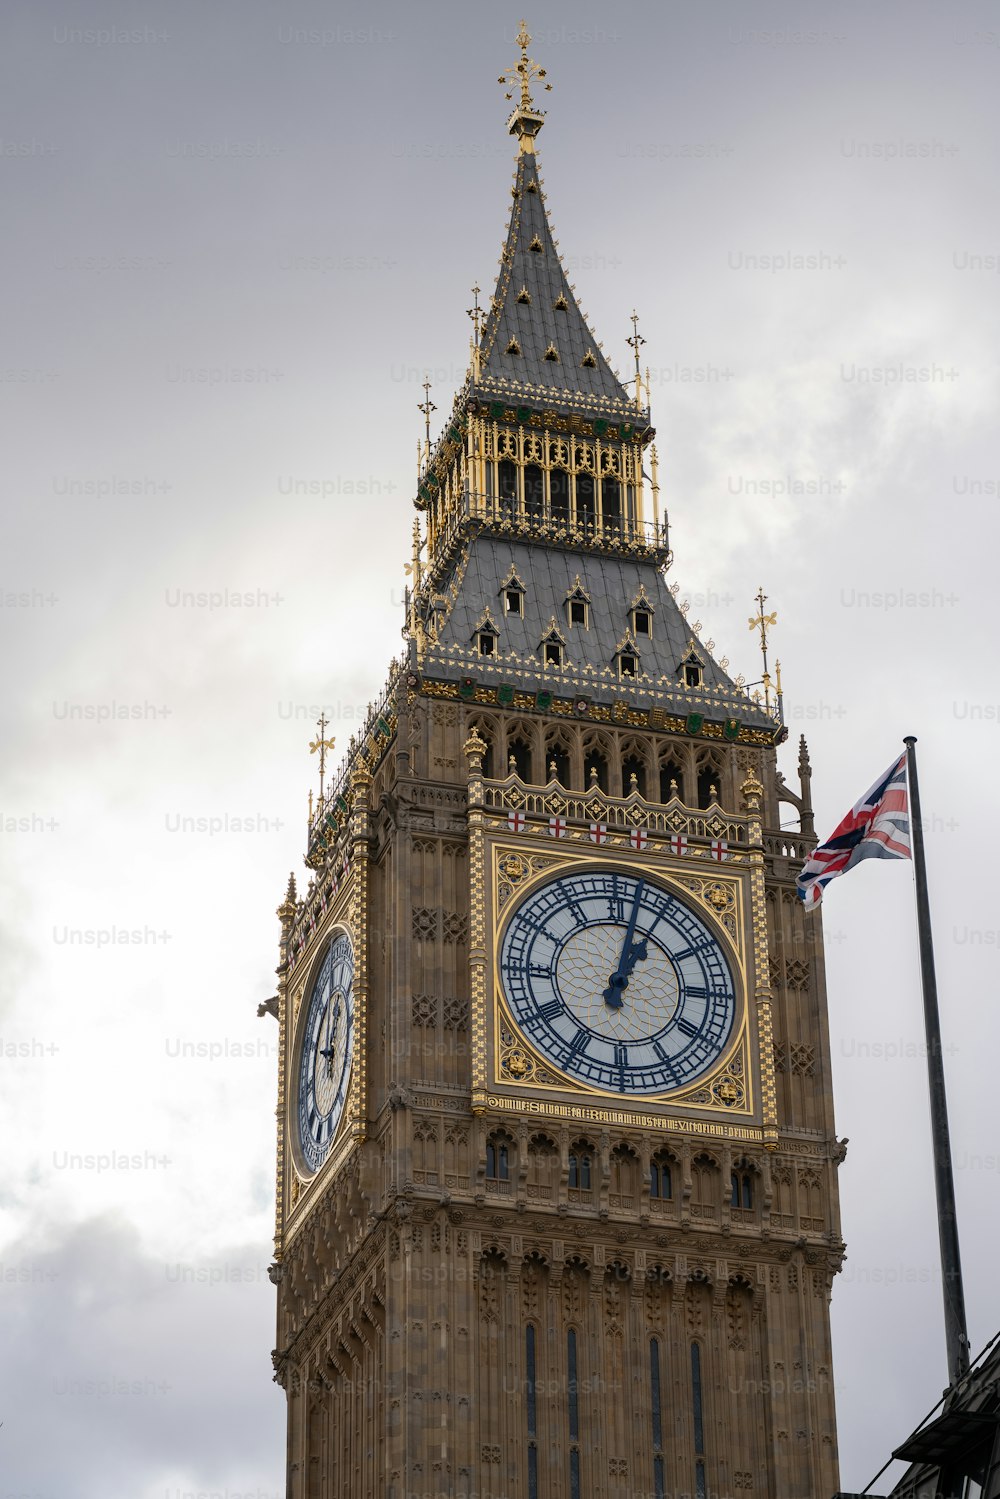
[797,752,910,910]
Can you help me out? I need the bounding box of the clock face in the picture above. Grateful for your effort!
[498,868,738,1095]
[296,931,354,1173]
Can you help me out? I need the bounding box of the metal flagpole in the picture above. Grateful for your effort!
[903,735,970,1388]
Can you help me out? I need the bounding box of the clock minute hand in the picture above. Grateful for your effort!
[604,881,647,1008]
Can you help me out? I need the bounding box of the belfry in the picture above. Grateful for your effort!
[269,24,844,1498]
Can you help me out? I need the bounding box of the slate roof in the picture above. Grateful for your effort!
[474,150,640,419]
[422,537,775,732]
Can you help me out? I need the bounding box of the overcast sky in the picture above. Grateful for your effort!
[2,1,999,1494]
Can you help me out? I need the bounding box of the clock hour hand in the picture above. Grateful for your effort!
[604,881,648,1008]
[318,998,340,1077]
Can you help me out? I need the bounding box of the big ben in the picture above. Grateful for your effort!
[269,24,844,1499]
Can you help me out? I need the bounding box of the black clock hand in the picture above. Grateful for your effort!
[604,881,649,1008]
[319,999,340,1077]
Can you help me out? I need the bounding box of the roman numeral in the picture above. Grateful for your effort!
[675,1016,701,1040]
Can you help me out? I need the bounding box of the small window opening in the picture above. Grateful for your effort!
[650,1159,673,1200]
[544,640,563,667]
[568,1151,592,1189]
[634,609,652,636]
[486,1141,510,1181]
[554,293,568,310]
[543,343,560,362]
[581,350,597,368]
[478,633,495,657]
[569,599,587,627]
[516,286,531,304]
[505,589,523,616]
[684,661,702,687]
[529,235,543,252]
[505,337,522,356]
[620,651,638,679]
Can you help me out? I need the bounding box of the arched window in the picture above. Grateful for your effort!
[524,463,544,521]
[546,737,571,786]
[660,758,684,804]
[650,1155,673,1200]
[568,1143,593,1190]
[731,1169,754,1211]
[697,761,722,809]
[486,1136,510,1181]
[550,468,570,524]
[602,475,621,532]
[575,472,596,531]
[610,1143,638,1206]
[498,459,518,517]
[507,734,533,782]
[584,748,608,791]
[622,753,647,797]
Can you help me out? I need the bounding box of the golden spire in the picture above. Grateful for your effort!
[498,21,552,152]
[309,713,336,807]
[748,586,778,715]
[627,309,646,409]
[418,375,436,463]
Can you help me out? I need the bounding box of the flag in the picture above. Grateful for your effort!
[797,751,910,909]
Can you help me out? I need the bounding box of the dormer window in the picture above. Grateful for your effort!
[529,235,544,253]
[516,286,531,305]
[539,621,566,668]
[581,350,597,368]
[565,579,591,630]
[633,608,652,637]
[554,294,568,310]
[505,337,522,356]
[619,649,639,679]
[475,613,500,658]
[684,661,702,686]
[525,179,538,194]
[505,588,523,616]
[543,343,560,362]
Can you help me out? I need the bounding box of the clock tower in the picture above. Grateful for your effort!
[269,26,845,1499]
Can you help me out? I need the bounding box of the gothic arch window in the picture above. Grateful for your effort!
[771,1164,794,1228]
[526,1134,558,1199]
[568,1139,594,1192]
[506,726,534,782]
[696,752,724,810]
[609,1143,639,1207]
[601,474,622,532]
[660,756,685,804]
[622,747,648,797]
[475,619,499,658]
[544,728,572,787]
[485,1130,514,1183]
[584,744,609,791]
[501,571,526,617]
[524,463,544,521]
[550,466,570,524]
[731,1169,754,1211]
[650,1152,674,1201]
[468,716,497,779]
[690,1152,720,1221]
[498,458,518,517]
[575,471,596,531]
[799,1169,824,1231]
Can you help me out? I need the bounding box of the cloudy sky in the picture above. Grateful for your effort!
[2,0,998,1493]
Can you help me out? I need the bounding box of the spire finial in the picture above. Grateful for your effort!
[309,713,336,807]
[499,21,552,152]
[418,375,437,461]
[627,309,646,409]
[748,586,778,715]
[466,283,483,343]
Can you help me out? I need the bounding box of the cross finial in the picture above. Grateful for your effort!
[499,20,552,150]
[748,586,779,714]
[626,309,646,407]
[309,713,336,805]
[418,376,437,460]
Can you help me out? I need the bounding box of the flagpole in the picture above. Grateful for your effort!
[903,735,970,1387]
